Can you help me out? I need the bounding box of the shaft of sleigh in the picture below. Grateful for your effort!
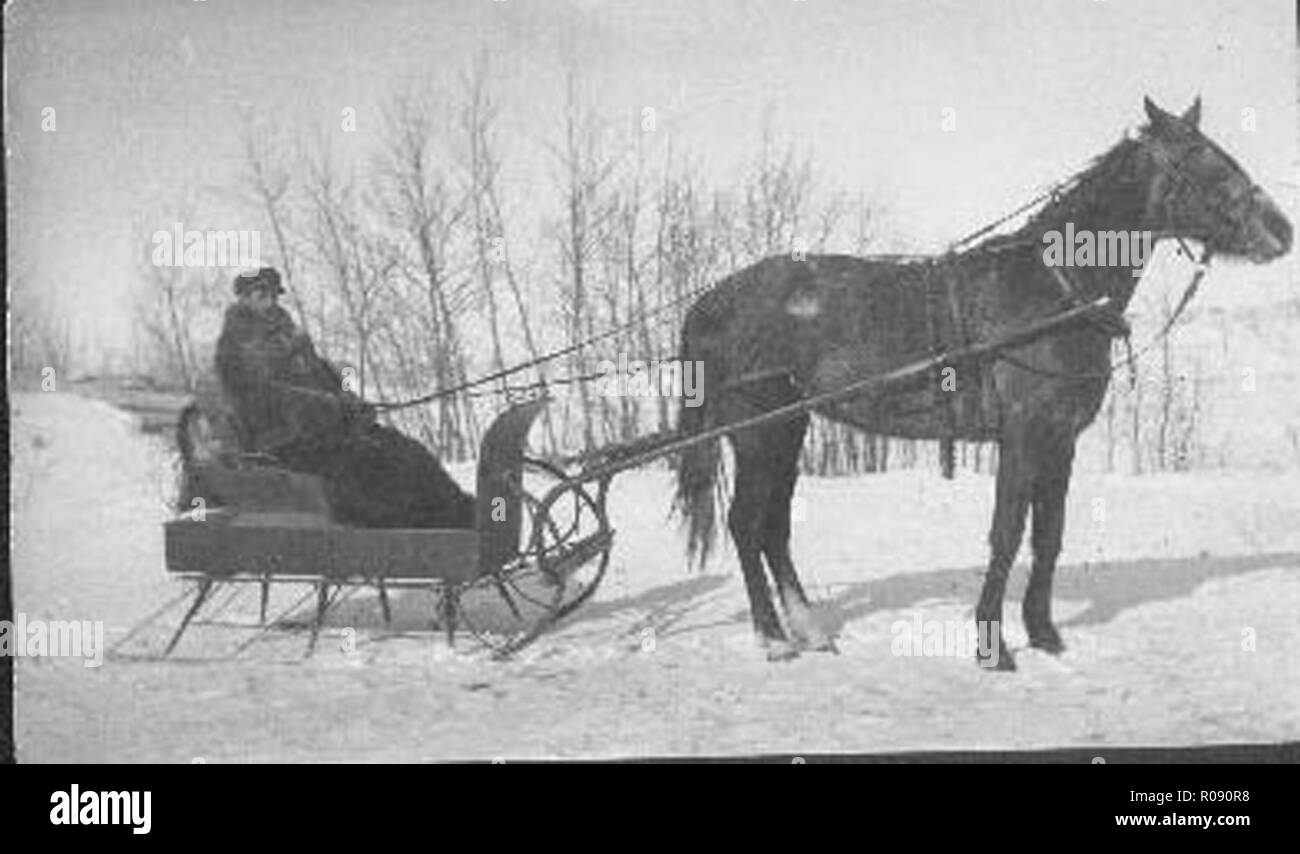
[552,294,1113,492]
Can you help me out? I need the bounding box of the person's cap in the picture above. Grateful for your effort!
[233,267,285,296]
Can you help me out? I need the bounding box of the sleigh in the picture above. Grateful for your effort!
[120,396,613,660]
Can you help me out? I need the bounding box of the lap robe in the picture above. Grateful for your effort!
[274,423,476,530]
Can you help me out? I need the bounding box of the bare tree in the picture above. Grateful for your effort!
[551,69,619,450]
[132,203,227,391]
[242,121,313,336]
[374,93,477,459]
[302,139,362,386]
[457,58,509,388]
[10,276,74,383]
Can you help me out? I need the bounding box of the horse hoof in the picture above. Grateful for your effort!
[1028,632,1066,655]
[797,635,840,655]
[784,604,838,654]
[763,639,802,662]
[789,622,839,653]
[976,645,1016,672]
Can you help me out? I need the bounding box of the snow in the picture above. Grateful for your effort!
[10,390,1300,761]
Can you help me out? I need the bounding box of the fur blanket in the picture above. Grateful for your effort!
[205,301,475,529]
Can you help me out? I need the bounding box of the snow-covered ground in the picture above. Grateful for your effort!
[10,390,1300,761]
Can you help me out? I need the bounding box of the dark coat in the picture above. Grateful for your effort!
[212,301,474,529]
[214,302,351,451]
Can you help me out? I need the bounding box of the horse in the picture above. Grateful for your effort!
[674,96,1292,669]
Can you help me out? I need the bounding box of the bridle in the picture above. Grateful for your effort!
[994,124,1256,385]
[1140,128,1261,260]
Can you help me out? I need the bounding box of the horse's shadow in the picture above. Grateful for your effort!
[560,573,731,638]
[811,550,1299,635]
[282,550,1295,644]
[294,571,731,641]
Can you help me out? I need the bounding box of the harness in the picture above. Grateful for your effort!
[908,128,1235,466]
[985,124,1233,387]
[370,120,1247,427]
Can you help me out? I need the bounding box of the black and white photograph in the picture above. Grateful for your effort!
[5,0,1297,767]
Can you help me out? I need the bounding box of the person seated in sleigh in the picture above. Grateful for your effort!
[215,266,373,453]
[208,266,475,530]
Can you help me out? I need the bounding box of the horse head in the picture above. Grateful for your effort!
[1136,95,1292,263]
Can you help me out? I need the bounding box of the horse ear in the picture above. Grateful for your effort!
[1143,95,1172,127]
[1181,96,1202,129]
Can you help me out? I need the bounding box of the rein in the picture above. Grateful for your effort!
[370,277,714,412]
[991,120,1231,385]
[369,121,1239,413]
[995,239,1210,385]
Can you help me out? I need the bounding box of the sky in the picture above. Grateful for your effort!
[6,0,1297,366]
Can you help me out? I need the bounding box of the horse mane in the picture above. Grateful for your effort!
[963,132,1146,256]
[1022,136,1144,232]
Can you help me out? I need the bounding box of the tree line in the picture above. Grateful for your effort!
[119,62,1224,477]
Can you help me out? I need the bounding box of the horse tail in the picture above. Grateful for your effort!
[674,321,723,567]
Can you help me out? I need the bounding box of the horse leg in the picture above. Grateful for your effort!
[760,415,837,653]
[729,433,798,661]
[977,428,1034,671]
[1024,435,1075,654]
